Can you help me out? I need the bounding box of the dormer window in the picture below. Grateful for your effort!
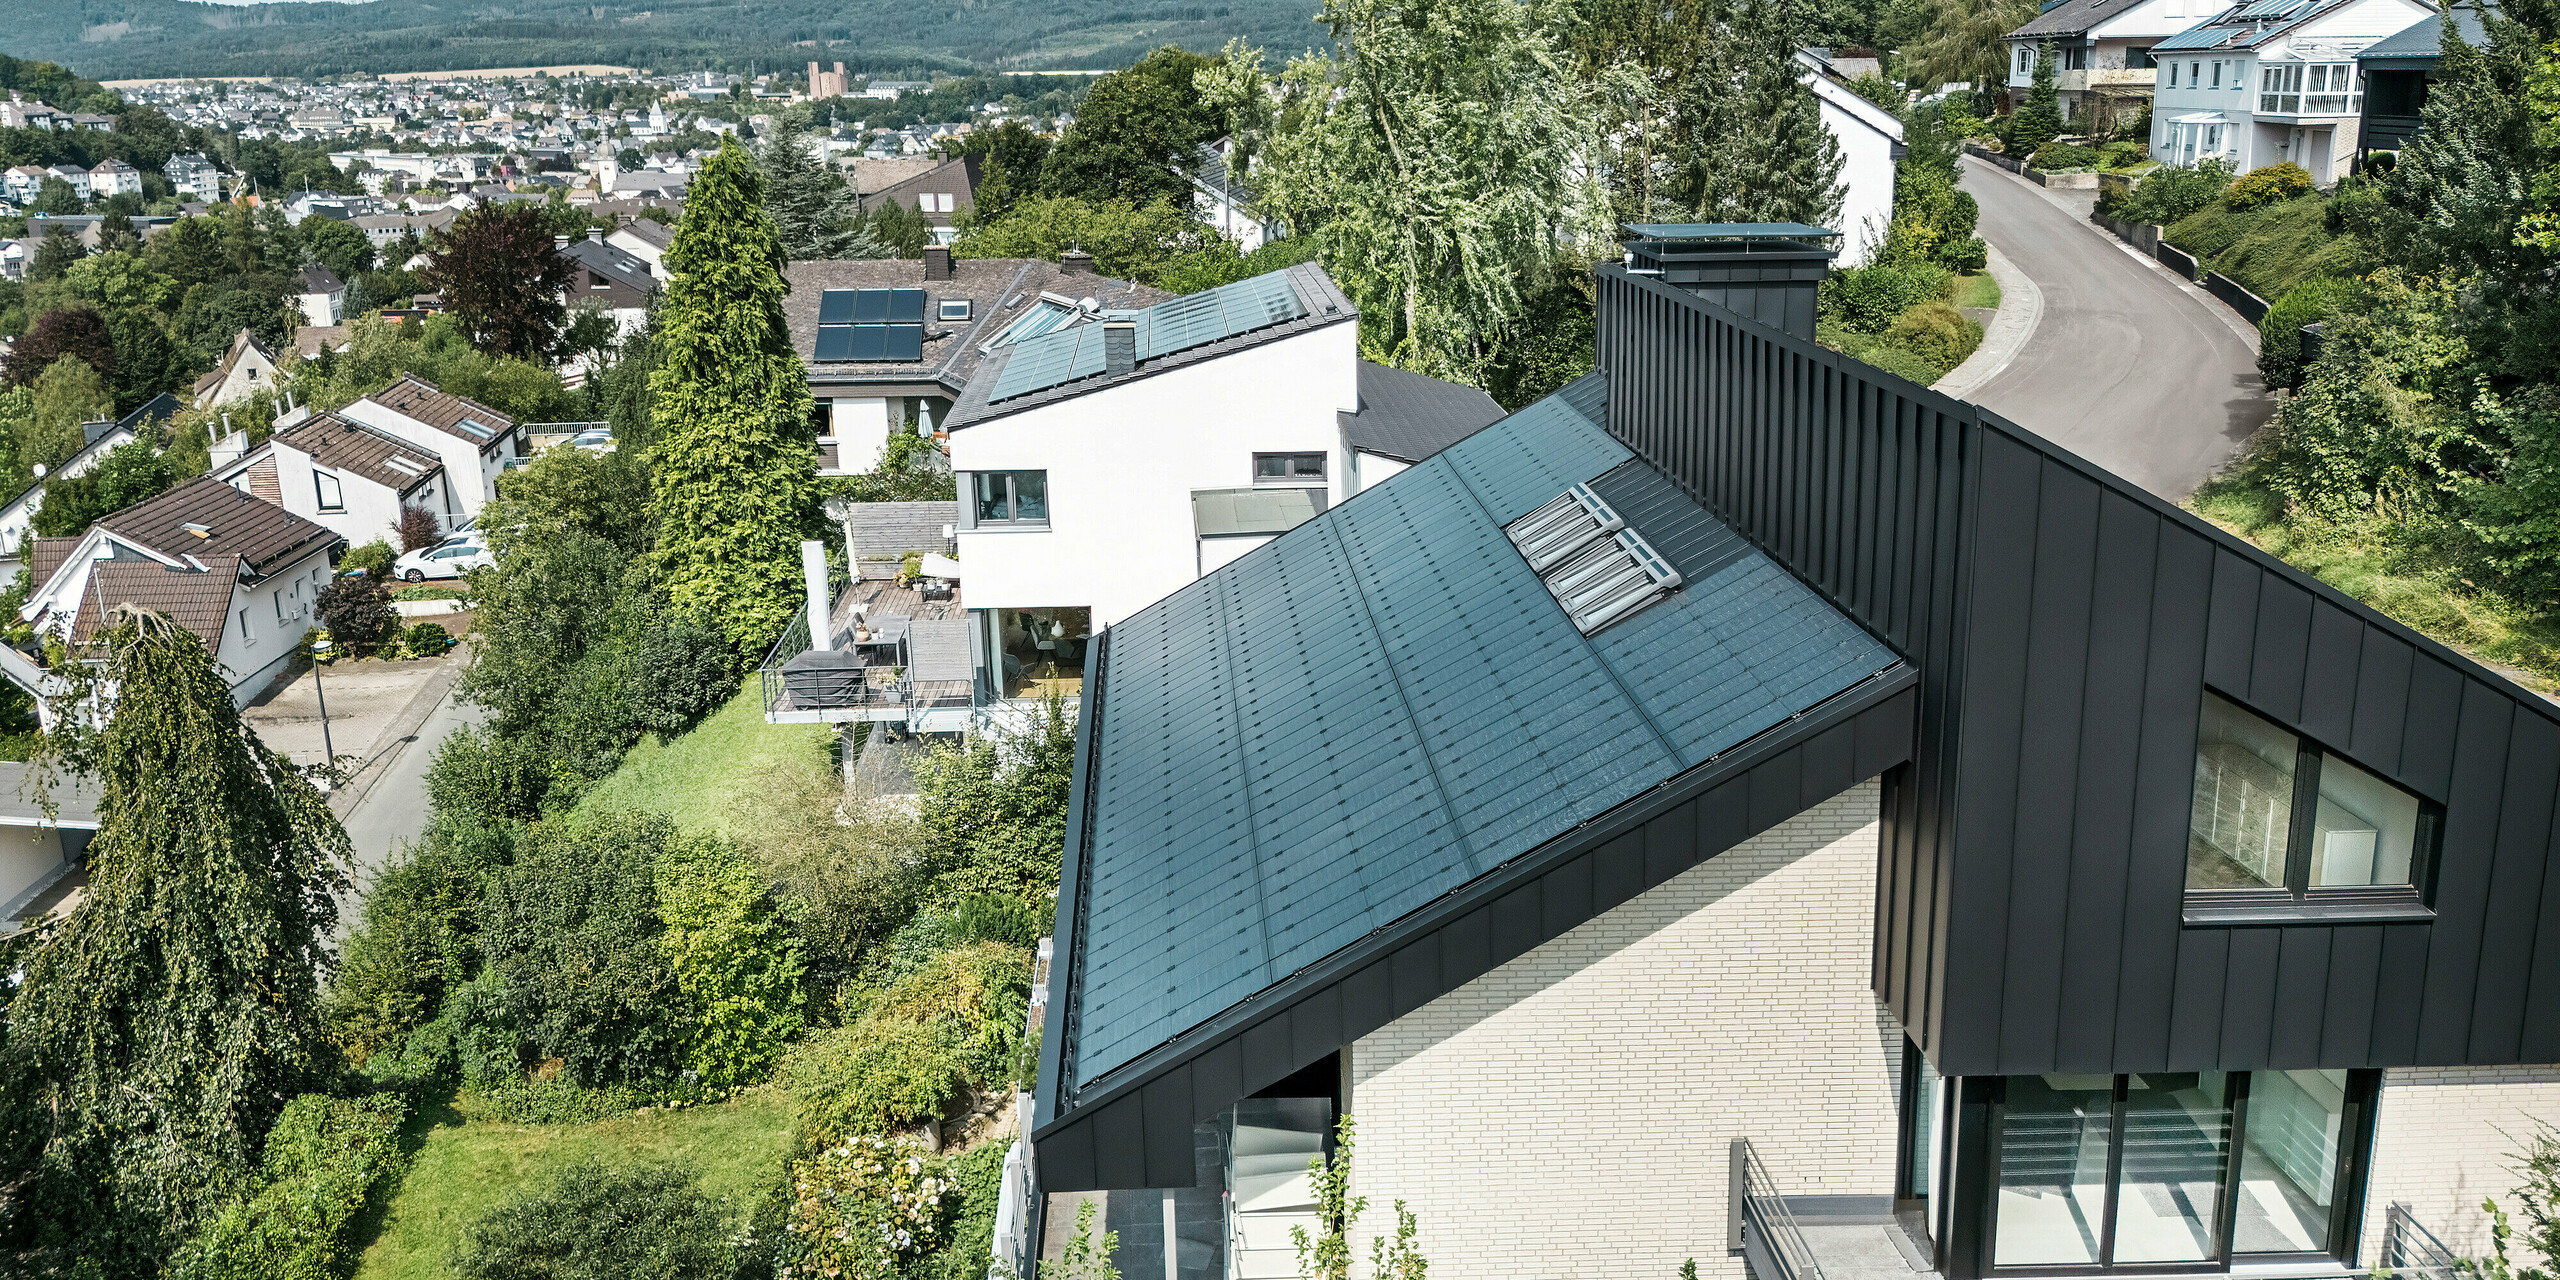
[2185,691,2437,921]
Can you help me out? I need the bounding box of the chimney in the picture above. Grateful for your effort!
[1059,247,1094,276]
[589,228,605,244]
[923,245,952,281]
[1101,320,1136,377]
[1620,224,1841,344]
[834,62,846,79]
[553,233,570,249]
[800,541,833,652]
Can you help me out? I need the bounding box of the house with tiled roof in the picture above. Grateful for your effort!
[15,477,339,709]
[262,410,452,548]
[194,328,283,410]
[336,373,528,525]
[295,262,347,327]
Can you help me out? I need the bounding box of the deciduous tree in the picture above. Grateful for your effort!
[2,306,117,390]
[646,139,816,659]
[1040,46,1225,206]
[422,200,576,360]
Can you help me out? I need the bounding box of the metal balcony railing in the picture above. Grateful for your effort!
[1730,1139,1826,1280]
[2382,1202,2464,1280]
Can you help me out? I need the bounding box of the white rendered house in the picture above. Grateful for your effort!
[335,374,527,521]
[261,411,453,548]
[2005,0,2208,128]
[2148,0,2431,182]
[1799,50,1907,267]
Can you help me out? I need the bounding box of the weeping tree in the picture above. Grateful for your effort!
[0,608,349,1275]
[758,109,886,261]
[1252,0,1616,384]
[648,138,819,659]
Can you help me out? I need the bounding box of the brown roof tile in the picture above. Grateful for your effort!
[275,412,442,494]
[27,537,77,590]
[97,475,336,576]
[359,374,518,449]
[784,257,1172,396]
[71,554,243,654]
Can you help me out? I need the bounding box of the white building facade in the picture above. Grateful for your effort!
[2148,0,2432,183]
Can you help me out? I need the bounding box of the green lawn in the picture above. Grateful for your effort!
[1953,271,2001,311]
[354,1086,796,1280]
[571,679,834,837]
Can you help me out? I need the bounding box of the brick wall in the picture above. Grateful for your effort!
[2363,1064,2560,1261]
[1346,781,1901,1280]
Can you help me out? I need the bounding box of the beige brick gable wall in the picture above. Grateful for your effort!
[2364,1064,2560,1262]
[1346,780,1903,1280]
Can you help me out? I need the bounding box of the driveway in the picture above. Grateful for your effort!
[1958,156,2276,500]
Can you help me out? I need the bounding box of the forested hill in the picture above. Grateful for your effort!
[6,0,1321,81]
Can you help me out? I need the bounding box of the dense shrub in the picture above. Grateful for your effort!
[2226,161,2314,210]
[743,749,935,1009]
[2168,194,2363,299]
[315,576,397,652]
[172,1093,411,1280]
[787,941,1033,1142]
[778,1136,956,1280]
[450,1158,737,1280]
[2028,141,2101,171]
[2111,159,2232,225]
[2098,140,2149,170]
[479,811,692,1089]
[1820,260,1951,332]
[912,1140,1010,1280]
[327,811,518,1065]
[339,538,396,580]
[1936,236,1988,273]
[455,1076,651,1125]
[400,619,454,658]
[1817,321,1946,385]
[910,698,1080,901]
[2257,276,2356,389]
[657,837,807,1089]
[1885,301,1982,377]
[632,622,737,736]
[861,894,1049,992]
[425,724,553,826]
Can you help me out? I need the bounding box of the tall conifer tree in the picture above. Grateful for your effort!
[0,610,348,1272]
[648,139,818,658]
[758,110,884,261]
[1667,0,1846,227]
[2007,43,2066,157]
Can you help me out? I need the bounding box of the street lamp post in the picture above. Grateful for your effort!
[311,637,337,770]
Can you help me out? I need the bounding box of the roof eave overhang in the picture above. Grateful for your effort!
[1031,655,1920,1191]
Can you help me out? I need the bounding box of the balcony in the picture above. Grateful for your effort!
[761,577,976,729]
[1732,1139,1932,1280]
[2091,67,2157,87]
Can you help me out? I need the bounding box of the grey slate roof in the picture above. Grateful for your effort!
[1341,360,1507,464]
[0,760,102,827]
[786,257,1171,395]
[2358,3,2491,60]
[946,263,1355,430]
[2008,0,2152,39]
[1059,372,1903,1087]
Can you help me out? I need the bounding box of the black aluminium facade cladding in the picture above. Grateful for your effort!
[1032,371,1913,1189]
[1590,263,2560,1080]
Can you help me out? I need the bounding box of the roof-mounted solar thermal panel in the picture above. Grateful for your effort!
[1505,482,1626,573]
[881,323,925,362]
[814,324,855,361]
[852,289,893,323]
[848,324,890,361]
[816,290,859,324]
[886,289,926,323]
[1544,529,1683,635]
[454,417,493,439]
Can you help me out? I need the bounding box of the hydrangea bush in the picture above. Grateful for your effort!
[781,1134,954,1280]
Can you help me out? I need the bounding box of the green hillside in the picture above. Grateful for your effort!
[6,0,1326,81]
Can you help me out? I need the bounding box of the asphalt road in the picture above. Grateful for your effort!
[1960,156,2276,500]
[334,683,484,917]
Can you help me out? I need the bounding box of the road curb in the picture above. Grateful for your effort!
[1934,239,2041,401]
[329,641,470,818]
[1961,154,2263,351]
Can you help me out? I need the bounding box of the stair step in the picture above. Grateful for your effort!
[1233,1247,1305,1280]
[1235,1213,1319,1251]
[1233,1169,1316,1213]
[1233,1151,1321,1178]
[1232,1126,1325,1159]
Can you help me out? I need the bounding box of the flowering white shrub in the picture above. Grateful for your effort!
[781,1133,953,1280]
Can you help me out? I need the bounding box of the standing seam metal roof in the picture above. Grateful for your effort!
[1061,372,1901,1087]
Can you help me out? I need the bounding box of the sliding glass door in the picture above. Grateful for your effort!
[1988,1071,2373,1272]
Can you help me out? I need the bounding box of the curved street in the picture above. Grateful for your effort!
[1959,155,2276,500]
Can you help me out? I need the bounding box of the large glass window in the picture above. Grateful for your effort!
[2187,692,2434,912]
[971,470,1048,525]
[1991,1071,2374,1271]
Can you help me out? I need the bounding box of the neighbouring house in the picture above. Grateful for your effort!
[333,373,528,522]
[857,154,979,246]
[1188,140,1281,253]
[164,154,224,202]
[784,247,1170,477]
[16,477,338,711]
[262,410,453,547]
[1019,238,2560,1280]
[2004,0,2196,131]
[2352,2,2491,162]
[44,166,92,200]
[295,262,347,327]
[606,216,675,280]
[2149,0,2431,182]
[763,262,1505,735]
[0,94,62,132]
[1,166,47,206]
[193,328,282,409]
[1799,49,1909,263]
[0,761,100,938]
[86,158,144,199]
[0,393,180,556]
[557,231,657,338]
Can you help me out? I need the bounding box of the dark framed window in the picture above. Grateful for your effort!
[1254,452,1326,482]
[2127,46,2154,69]
[1988,1071,2378,1271]
[2186,691,2437,921]
[314,470,344,511]
[969,470,1048,526]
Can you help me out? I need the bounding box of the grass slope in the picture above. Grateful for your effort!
[572,679,833,838]
[354,1087,795,1280]
[1953,271,2000,311]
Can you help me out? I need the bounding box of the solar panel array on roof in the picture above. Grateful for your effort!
[987,268,1313,403]
[1064,376,1901,1085]
[813,288,930,364]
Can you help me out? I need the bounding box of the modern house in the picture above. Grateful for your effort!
[1023,240,2560,1280]
[765,264,1503,732]
[784,248,1169,477]
[2351,4,2490,160]
[193,328,283,410]
[2148,0,2431,182]
[1798,49,1910,264]
[333,373,528,524]
[261,410,453,547]
[17,478,338,710]
[296,263,347,328]
[859,154,980,246]
[2003,0,2199,130]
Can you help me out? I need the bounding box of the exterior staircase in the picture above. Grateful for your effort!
[1228,1099,1328,1280]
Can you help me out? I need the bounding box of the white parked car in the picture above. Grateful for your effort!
[567,427,615,453]
[393,536,493,582]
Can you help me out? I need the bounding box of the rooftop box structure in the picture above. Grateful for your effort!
[1620,223,1842,342]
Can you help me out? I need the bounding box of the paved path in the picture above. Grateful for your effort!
[336,679,485,897]
[1959,156,2276,501]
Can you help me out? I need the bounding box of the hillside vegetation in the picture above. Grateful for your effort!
[3,0,1323,81]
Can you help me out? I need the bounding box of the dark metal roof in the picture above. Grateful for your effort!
[97,476,336,578]
[1623,222,1842,240]
[2007,0,2154,39]
[946,263,1355,430]
[2357,4,2491,60]
[1049,371,1901,1093]
[1340,360,1507,464]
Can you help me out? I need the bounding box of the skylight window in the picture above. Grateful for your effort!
[814,288,928,362]
[1505,482,1681,634]
[454,416,494,439]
